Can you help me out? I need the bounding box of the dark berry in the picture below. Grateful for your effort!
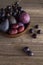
[12,5,15,11]
[29,28,34,33]
[23,47,34,56]
[17,6,22,11]
[32,33,37,38]
[21,11,25,13]
[34,24,39,29]
[5,6,12,16]
[17,6,23,14]
[26,51,34,56]
[37,30,41,34]
[14,2,19,6]
[12,8,18,17]
[6,5,11,11]
[23,47,30,52]
[5,13,11,19]
[12,11,17,17]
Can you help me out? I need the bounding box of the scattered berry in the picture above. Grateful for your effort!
[37,30,41,34]
[26,51,34,56]
[34,24,39,29]
[32,33,37,38]
[29,28,34,33]
[23,47,30,52]
[23,47,34,56]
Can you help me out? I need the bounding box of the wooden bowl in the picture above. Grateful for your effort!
[0,22,30,38]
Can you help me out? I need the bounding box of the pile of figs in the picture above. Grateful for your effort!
[0,2,30,35]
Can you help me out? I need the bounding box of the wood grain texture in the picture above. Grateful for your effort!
[0,0,43,65]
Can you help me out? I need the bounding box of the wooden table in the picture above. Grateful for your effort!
[0,0,43,65]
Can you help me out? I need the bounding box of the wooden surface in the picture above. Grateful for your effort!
[0,0,43,65]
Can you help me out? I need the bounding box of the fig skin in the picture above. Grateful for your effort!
[19,12,30,24]
[0,19,9,32]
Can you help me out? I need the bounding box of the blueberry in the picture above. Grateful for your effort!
[6,5,12,11]
[37,30,41,34]
[26,51,34,56]
[23,47,30,52]
[12,5,15,9]
[17,6,22,11]
[12,11,17,17]
[34,24,39,29]
[12,4,17,10]
[14,2,19,6]
[5,7,12,16]
[32,33,37,38]
[29,28,34,33]
[12,8,18,17]
[17,6,24,14]
[23,47,34,56]
[21,11,25,13]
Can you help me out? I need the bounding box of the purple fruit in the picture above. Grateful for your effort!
[11,24,19,29]
[19,12,30,24]
[9,29,18,35]
[18,26,25,33]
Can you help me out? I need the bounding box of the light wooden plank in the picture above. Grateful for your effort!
[0,0,43,65]
[0,56,43,65]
